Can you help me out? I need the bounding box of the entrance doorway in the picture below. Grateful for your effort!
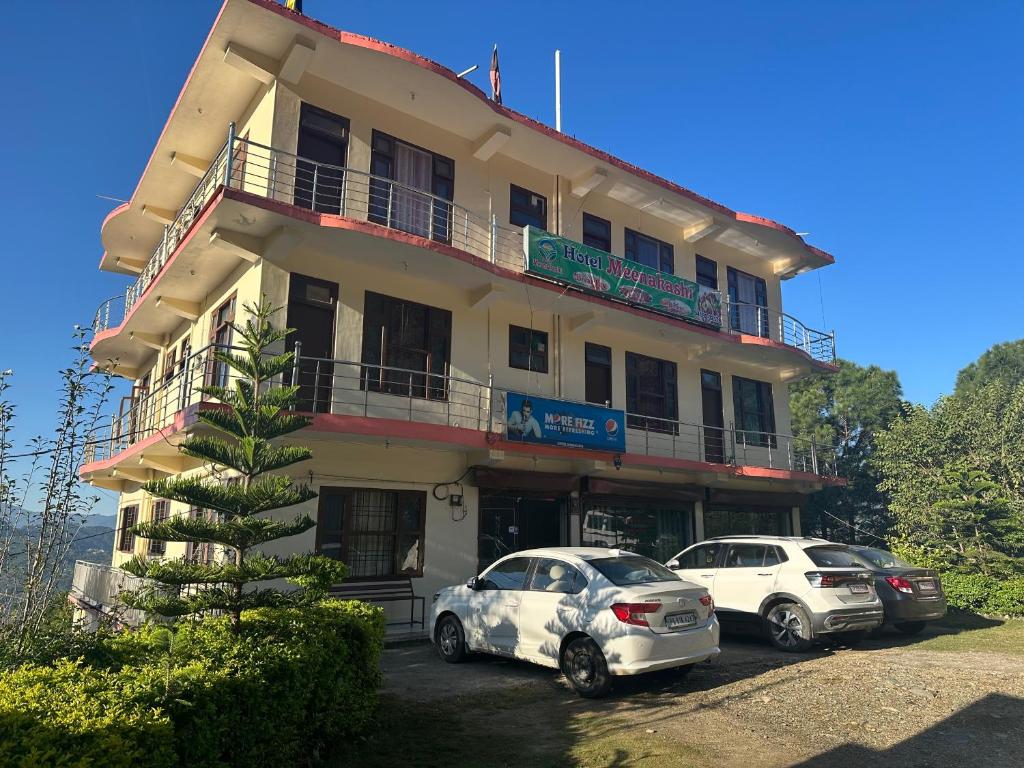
[285,273,338,412]
[478,494,564,571]
[701,369,725,464]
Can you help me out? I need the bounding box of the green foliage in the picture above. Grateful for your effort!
[0,601,385,768]
[789,358,905,541]
[954,338,1024,397]
[0,660,177,768]
[128,299,346,627]
[938,572,1024,617]
[875,379,1024,575]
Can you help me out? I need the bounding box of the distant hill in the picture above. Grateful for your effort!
[0,515,115,593]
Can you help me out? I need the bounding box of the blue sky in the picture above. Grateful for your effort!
[1,1,1022,507]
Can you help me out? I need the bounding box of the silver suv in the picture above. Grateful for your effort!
[667,536,883,652]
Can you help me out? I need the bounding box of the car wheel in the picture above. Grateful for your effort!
[435,614,468,663]
[561,637,612,698]
[894,621,926,636]
[765,602,814,652]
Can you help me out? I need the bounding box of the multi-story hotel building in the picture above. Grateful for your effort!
[75,0,841,625]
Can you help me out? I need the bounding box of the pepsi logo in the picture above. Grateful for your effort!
[605,418,619,436]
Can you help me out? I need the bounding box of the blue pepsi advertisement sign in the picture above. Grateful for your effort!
[505,392,626,453]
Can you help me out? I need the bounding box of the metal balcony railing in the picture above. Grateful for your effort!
[83,343,837,477]
[93,294,126,335]
[102,127,835,364]
[70,560,149,627]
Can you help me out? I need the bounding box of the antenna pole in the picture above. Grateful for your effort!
[555,49,562,132]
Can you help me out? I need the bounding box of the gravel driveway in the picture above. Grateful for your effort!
[380,630,1024,767]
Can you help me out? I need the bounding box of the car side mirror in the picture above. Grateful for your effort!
[666,559,680,570]
[466,576,481,590]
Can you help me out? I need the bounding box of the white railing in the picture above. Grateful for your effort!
[101,127,836,364]
[70,560,149,627]
[83,343,837,477]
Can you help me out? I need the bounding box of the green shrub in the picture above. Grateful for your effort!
[0,660,176,768]
[0,600,385,768]
[940,572,1024,617]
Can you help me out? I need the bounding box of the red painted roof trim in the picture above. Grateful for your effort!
[80,408,843,487]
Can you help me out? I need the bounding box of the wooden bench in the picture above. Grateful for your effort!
[330,578,425,630]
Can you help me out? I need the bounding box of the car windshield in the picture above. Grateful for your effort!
[850,546,913,569]
[804,546,866,568]
[589,556,681,586]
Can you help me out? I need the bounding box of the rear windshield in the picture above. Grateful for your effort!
[850,546,913,569]
[804,546,867,568]
[589,556,681,586]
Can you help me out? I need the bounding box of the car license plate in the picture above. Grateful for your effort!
[849,583,869,594]
[666,611,698,630]
[918,579,936,592]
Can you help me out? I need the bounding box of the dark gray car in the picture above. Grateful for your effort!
[847,545,946,634]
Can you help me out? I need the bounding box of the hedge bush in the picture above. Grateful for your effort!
[939,572,1024,617]
[0,600,385,768]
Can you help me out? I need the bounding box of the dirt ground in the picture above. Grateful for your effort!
[374,622,1024,768]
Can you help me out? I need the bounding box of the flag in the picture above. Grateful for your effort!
[489,45,501,105]
[285,0,303,13]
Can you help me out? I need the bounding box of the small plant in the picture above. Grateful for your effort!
[122,300,346,630]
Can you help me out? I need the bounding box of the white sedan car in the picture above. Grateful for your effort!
[430,547,720,697]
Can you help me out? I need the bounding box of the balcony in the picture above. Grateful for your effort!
[95,133,835,366]
[70,561,148,628]
[82,343,837,481]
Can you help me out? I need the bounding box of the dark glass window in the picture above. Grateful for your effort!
[147,501,170,555]
[361,292,452,400]
[589,556,681,586]
[722,544,778,568]
[732,376,776,447]
[481,557,534,590]
[294,103,349,214]
[509,325,548,373]
[316,488,426,578]
[582,213,612,252]
[625,352,678,433]
[584,343,613,406]
[582,504,692,563]
[117,506,138,553]
[529,558,588,594]
[696,255,718,290]
[369,130,454,243]
[727,267,769,338]
[625,229,674,274]
[805,546,865,568]
[702,506,792,538]
[509,185,548,230]
[676,543,723,570]
[209,296,236,389]
[185,507,222,565]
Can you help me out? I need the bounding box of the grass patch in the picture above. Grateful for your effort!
[908,613,1024,655]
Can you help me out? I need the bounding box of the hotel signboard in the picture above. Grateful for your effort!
[523,226,722,327]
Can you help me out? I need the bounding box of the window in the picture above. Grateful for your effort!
[509,184,547,230]
[727,267,769,337]
[147,501,170,555]
[369,131,454,242]
[702,506,793,538]
[582,504,692,563]
[480,556,533,590]
[625,352,678,433]
[676,543,723,570]
[317,488,426,578]
[584,343,613,406]
[294,104,349,214]
[582,213,612,252]
[185,507,223,565]
[732,376,776,446]
[509,325,548,373]
[589,556,681,586]
[696,255,718,290]
[723,544,777,568]
[208,296,235,389]
[361,292,452,400]
[163,349,177,387]
[625,229,674,274]
[529,558,587,594]
[117,506,138,553]
[805,546,865,568]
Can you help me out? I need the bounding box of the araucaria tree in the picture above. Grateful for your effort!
[122,300,345,630]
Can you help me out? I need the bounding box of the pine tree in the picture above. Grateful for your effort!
[121,300,346,631]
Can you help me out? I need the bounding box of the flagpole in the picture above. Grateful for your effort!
[554,49,562,132]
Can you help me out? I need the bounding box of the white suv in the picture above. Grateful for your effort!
[666,536,883,652]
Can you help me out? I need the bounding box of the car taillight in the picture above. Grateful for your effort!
[805,572,838,588]
[610,602,661,627]
[886,576,914,594]
[699,593,715,615]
